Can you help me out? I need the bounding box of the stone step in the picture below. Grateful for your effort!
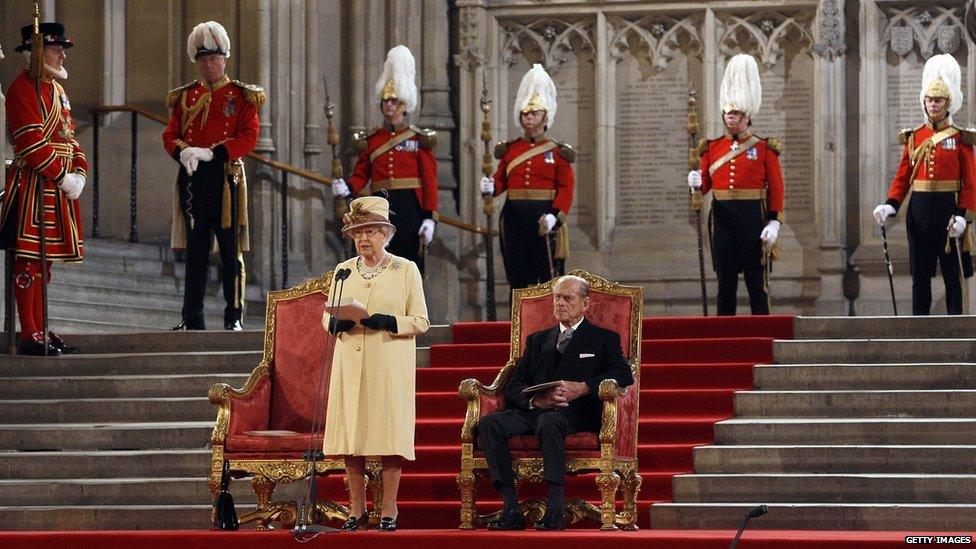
[649,502,976,530]
[19,330,264,355]
[49,282,238,317]
[714,418,976,445]
[0,450,210,479]
[734,390,976,418]
[36,299,260,332]
[0,421,213,451]
[0,505,213,530]
[77,238,176,261]
[0,350,261,376]
[754,364,976,390]
[0,477,268,506]
[774,339,976,364]
[692,445,976,474]
[0,398,213,423]
[0,373,248,400]
[793,315,976,340]
[671,473,976,503]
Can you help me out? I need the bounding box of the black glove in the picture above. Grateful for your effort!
[360,313,398,334]
[327,317,356,336]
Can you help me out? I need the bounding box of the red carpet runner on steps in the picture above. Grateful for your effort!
[316,314,794,529]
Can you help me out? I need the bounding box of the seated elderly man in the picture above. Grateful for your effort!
[480,274,633,531]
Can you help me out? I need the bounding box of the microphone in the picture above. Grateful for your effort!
[729,505,768,549]
[335,267,352,281]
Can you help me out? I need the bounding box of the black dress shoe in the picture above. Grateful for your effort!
[172,320,206,331]
[48,333,80,355]
[17,338,61,357]
[224,319,243,331]
[340,511,369,531]
[377,516,397,531]
[486,509,524,531]
[534,510,565,531]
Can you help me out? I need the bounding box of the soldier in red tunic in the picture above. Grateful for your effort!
[688,54,784,316]
[162,21,263,330]
[480,64,575,291]
[1,22,86,355]
[331,45,438,273]
[873,54,976,315]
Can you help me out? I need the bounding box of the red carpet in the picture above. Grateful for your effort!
[0,529,917,548]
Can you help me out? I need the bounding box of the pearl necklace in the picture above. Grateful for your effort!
[357,253,390,280]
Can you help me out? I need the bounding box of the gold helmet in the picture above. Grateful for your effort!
[919,54,963,119]
[513,64,558,128]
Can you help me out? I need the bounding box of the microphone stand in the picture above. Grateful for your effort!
[729,505,768,549]
[293,267,350,539]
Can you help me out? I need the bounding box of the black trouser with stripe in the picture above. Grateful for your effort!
[500,199,562,292]
[709,199,769,316]
[907,192,969,315]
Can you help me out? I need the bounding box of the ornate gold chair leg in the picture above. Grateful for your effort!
[366,459,384,525]
[251,475,277,530]
[206,468,222,526]
[619,468,642,531]
[456,470,477,529]
[595,471,620,531]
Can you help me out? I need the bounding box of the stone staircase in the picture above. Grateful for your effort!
[650,316,976,531]
[4,238,264,333]
[0,327,447,530]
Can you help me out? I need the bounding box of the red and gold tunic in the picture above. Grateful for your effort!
[1,69,86,262]
[347,124,439,215]
[162,75,260,162]
[492,136,575,218]
[886,120,976,216]
[699,131,784,222]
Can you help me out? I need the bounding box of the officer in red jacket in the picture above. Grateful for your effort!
[688,54,784,316]
[331,45,438,273]
[1,22,86,355]
[873,54,976,315]
[162,21,263,330]
[480,64,575,291]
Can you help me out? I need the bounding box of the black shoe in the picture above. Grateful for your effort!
[340,511,369,531]
[17,338,61,357]
[377,516,397,531]
[172,320,206,331]
[224,319,243,331]
[48,333,80,355]
[534,509,565,531]
[486,508,524,531]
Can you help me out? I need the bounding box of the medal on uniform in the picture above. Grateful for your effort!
[943,137,957,150]
[544,151,555,164]
[746,147,758,160]
[396,140,418,152]
[60,94,71,110]
[223,99,237,117]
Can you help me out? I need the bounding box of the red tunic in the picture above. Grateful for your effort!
[1,70,86,261]
[700,132,784,222]
[162,76,259,161]
[347,125,439,214]
[886,122,976,215]
[492,137,575,216]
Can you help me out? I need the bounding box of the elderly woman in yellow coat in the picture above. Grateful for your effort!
[322,196,429,532]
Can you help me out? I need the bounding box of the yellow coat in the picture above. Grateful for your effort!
[322,254,429,460]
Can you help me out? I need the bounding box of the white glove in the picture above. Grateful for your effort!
[873,204,896,226]
[59,172,85,200]
[540,213,558,234]
[332,177,351,198]
[760,220,780,246]
[178,147,213,175]
[687,170,702,190]
[418,218,436,245]
[949,215,967,238]
[479,176,494,195]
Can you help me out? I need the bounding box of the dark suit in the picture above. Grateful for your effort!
[479,318,633,487]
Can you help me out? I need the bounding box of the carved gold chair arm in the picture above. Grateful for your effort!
[208,362,272,446]
[597,378,623,446]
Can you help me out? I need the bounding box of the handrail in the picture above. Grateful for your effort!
[90,104,496,287]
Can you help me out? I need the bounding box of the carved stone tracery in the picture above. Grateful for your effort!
[716,11,817,68]
[455,8,485,71]
[883,5,968,58]
[608,14,704,70]
[500,18,595,72]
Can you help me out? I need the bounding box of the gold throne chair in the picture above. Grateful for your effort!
[457,269,643,530]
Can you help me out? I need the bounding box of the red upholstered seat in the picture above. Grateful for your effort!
[458,270,643,531]
[208,274,381,529]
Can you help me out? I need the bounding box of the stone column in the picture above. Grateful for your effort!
[249,0,277,293]
[0,42,5,170]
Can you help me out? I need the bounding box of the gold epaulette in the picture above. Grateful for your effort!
[494,139,515,160]
[231,80,267,108]
[701,137,720,157]
[410,125,437,149]
[165,81,196,109]
[765,137,783,155]
[352,126,379,154]
[554,140,576,163]
[898,127,915,145]
[957,126,976,145]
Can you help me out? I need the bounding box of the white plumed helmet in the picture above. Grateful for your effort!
[919,53,964,120]
[187,21,230,62]
[513,63,558,128]
[719,54,762,117]
[374,45,419,114]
